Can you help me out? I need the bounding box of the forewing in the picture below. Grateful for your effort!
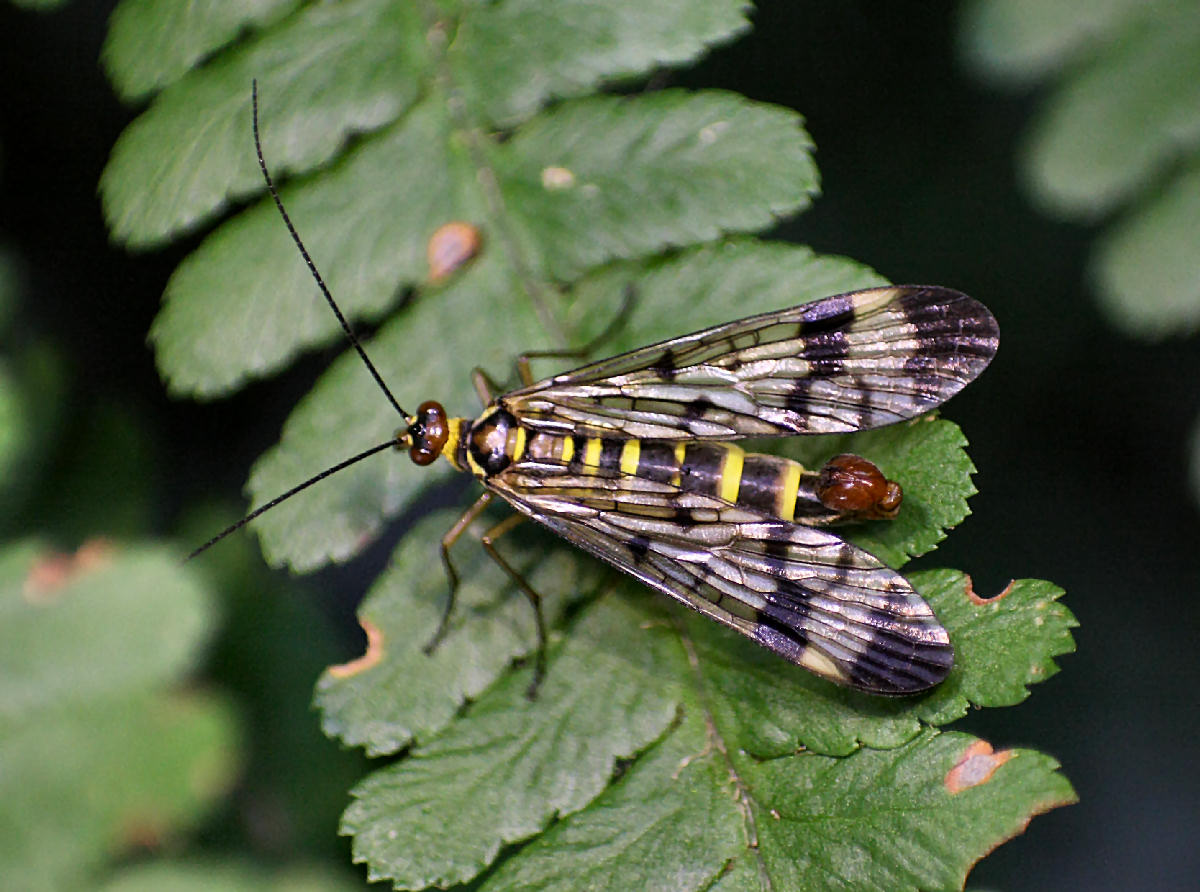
[505,285,998,440]
[490,465,953,694]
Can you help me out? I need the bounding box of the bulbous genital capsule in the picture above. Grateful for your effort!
[816,453,903,520]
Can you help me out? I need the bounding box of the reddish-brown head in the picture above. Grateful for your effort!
[405,400,449,466]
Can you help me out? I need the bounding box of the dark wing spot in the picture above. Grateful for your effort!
[800,329,849,373]
[844,625,955,694]
[797,295,855,330]
[758,601,811,648]
[785,330,849,417]
[651,347,679,382]
[763,536,792,563]
[896,287,1001,402]
[684,397,716,419]
[628,534,651,562]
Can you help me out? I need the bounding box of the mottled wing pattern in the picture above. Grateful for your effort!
[490,464,953,694]
[504,285,998,441]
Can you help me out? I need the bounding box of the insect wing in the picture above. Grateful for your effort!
[504,285,998,441]
[489,465,952,694]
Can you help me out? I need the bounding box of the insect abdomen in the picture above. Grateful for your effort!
[519,430,865,525]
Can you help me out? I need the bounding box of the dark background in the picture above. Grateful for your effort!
[2,1,1197,889]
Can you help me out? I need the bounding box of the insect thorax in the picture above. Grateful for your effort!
[453,406,520,477]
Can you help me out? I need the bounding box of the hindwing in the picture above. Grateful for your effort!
[488,462,952,694]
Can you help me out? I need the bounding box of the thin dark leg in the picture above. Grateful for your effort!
[428,491,495,654]
[471,367,504,406]
[479,513,549,698]
[516,284,635,385]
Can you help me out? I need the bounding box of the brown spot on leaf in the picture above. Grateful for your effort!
[23,538,114,603]
[328,618,385,678]
[116,807,170,851]
[427,221,481,281]
[966,574,1017,605]
[945,739,1013,793]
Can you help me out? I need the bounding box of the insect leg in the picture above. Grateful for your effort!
[470,367,504,407]
[428,491,495,654]
[479,513,548,698]
[466,287,636,397]
[516,285,635,385]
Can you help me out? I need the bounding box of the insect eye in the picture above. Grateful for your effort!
[408,401,449,466]
[816,454,902,520]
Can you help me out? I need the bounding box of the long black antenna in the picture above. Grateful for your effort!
[187,84,417,562]
[251,79,408,419]
[186,438,398,562]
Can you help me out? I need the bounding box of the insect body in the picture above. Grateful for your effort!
[196,85,999,698]
[398,285,998,694]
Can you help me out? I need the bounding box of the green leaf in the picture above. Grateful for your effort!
[741,730,1076,892]
[910,571,1077,723]
[102,0,304,102]
[1020,2,1200,219]
[959,0,1157,86]
[0,542,214,720]
[318,534,1075,768]
[111,5,1073,885]
[101,0,751,249]
[98,860,362,892]
[0,542,237,891]
[450,0,752,127]
[149,95,472,397]
[101,0,428,248]
[481,709,745,892]
[1092,160,1200,337]
[0,361,30,501]
[2,692,237,892]
[150,90,816,398]
[316,507,611,755]
[474,723,1073,892]
[494,91,816,281]
[340,596,680,889]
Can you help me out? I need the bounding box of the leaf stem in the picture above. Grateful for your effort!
[417,0,566,344]
[676,621,773,889]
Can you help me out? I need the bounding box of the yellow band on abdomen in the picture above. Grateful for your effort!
[718,444,744,503]
[778,461,802,522]
[620,439,641,476]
